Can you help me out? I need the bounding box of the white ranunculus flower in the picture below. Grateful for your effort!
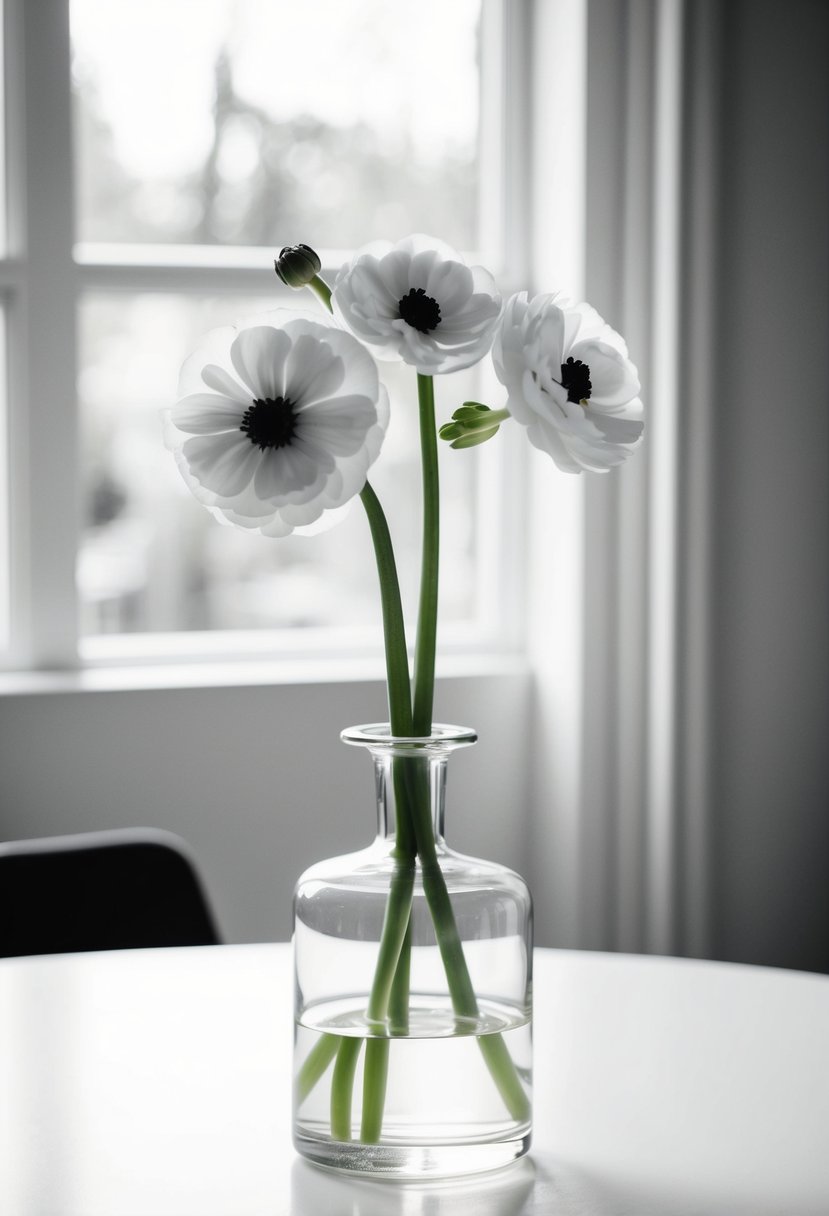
[492,292,644,473]
[331,234,502,375]
[165,309,389,537]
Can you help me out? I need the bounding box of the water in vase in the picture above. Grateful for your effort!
[294,994,532,1175]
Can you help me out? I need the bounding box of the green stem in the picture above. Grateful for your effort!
[357,479,415,1045]
[360,1038,390,1143]
[388,917,412,1034]
[355,486,415,1020]
[308,274,333,312]
[365,853,414,1025]
[330,1037,362,1140]
[478,1033,531,1123]
[359,483,413,738]
[326,483,417,1141]
[358,371,440,1141]
[406,765,530,1124]
[409,374,528,1122]
[295,1033,339,1106]
[413,373,439,735]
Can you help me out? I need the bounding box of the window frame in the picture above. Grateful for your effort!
[0,0,532,674]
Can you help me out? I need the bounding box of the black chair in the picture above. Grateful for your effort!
[0,827,221,958]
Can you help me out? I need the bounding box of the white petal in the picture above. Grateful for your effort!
[183,432,262,496]
[298,397,377,455]
[230,326,291,399]
[278,495,334,528]
[521,366,567,422]
[253,445,325,500]
[294,349,346,406]
[571,337,641,407]
[527,418,586,473]
[201,362,249,399]
[585,405,644,445]
[290,433,338,473]
[337,260,400,323]
[438,295,502,336]
[171,393,243,435]
[336,448,374,502]
[504,389,536,428]
[426,259,471,308]
[570,301,606,343]
[534,308,568,369]
[320,328,381,400]
[282,334,338,404]
[407,249,441,292]
[258,512,296,538]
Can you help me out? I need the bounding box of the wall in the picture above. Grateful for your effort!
[0,670,531,943]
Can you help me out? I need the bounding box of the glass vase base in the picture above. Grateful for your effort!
[293,1129,532,1179]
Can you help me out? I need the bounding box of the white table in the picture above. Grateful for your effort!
[1,944,827,1215]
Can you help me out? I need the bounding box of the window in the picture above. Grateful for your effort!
[0,0,526,670]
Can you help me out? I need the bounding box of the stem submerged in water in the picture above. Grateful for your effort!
[330,1037,362,1140]
[295,1032,339,1106]
[360,1038,390,1143]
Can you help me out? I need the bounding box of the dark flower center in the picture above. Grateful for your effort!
[560,356,592,404]
[239,396,296,450]
[398,287,442,333]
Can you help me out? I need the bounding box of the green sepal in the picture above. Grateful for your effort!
[451,425,501,449]
[439,421,465,442]
[452,402,493,421]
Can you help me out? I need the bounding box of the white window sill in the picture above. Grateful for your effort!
[0,651,529,697]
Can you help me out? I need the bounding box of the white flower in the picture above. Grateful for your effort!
[492,292,644,473]
[165,309,389,537]
[331,234,502,375]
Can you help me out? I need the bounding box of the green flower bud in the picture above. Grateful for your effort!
[448,426,502,450]
[274,244,322,288]
[439,402,510,450]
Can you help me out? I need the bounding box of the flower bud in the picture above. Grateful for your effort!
[439,403,507,450]
[274,244,322,288]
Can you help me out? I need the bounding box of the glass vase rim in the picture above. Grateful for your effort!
[341,723,477,753]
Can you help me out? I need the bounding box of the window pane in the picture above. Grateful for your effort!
[78,294,481,638]
[71,0,481,251]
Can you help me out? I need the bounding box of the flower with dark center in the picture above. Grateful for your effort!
[560,356,592,404]
[492,291,644,474]
[398,287,442,334]
[165,309,389,537]
[332,234,502,375]
[240,396,296,451]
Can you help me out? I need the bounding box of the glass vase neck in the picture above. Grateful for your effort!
[341,724,477,846]
[341,724,478,754]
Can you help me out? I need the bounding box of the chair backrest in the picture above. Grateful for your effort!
[0,827,221,957]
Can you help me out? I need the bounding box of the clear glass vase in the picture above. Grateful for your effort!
[292,724,533,1179]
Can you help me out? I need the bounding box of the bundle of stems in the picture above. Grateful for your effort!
[295,277,529,1143]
